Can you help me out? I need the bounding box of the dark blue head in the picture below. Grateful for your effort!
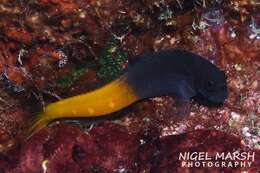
[194,61,228,106]
[171,49,228,105]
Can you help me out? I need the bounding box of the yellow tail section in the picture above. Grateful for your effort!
[44,76,139,118]
[25,112,50,139]
[26,75,139,138]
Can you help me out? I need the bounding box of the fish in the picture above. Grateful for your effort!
[27,49,228,137]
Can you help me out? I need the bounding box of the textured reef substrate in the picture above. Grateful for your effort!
[0,0,259,172]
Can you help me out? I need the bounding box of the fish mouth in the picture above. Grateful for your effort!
[193,90,228,107]
[208,91,228,105]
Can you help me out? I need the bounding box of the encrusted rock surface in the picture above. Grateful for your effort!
[0,0,259,172]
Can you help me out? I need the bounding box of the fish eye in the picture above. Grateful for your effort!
[205,80,216,92]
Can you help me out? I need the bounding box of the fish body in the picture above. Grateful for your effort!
[28,49,228,136]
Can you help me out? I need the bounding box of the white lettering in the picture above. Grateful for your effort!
[179,152,187,160]
[215,152,225,160]
[190,152,198,160]
[247,152,255,162]
[194,162,200,167]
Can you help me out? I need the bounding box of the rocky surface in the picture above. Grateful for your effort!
[0,0,259,172]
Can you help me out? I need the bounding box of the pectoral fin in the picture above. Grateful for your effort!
[173,80,195,117]
[175,80,196,101]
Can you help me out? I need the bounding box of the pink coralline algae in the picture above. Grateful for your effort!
[0,123,259,173]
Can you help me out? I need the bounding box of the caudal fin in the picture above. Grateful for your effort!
[24,112,50,140]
